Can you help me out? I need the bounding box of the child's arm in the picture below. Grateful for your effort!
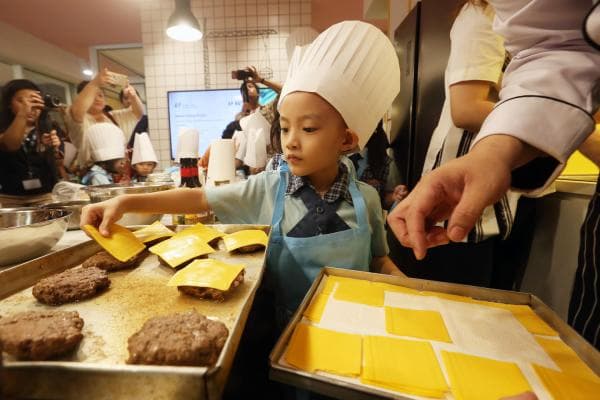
[80,188,209,236]
[371,256,406,277]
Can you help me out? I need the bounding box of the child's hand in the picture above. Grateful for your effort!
[80,198,125,237]
[392,185,409,202]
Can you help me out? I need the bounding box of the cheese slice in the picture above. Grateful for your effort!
[167,259,244,291]
[222,229,268,252]
[321,275,357,295]
[149,234,215,268]
[475,301,558,336]
[535,337,600,383]
[303,293,329,323]
[334,278,385,307]
[284,323,362,376]
[83,224,145,262]
[533,364,600,399]
[441,350,532,400]
[385,307,452,343]
[361,335,448,398]
[175,223,225,244]
[133,221,175,243]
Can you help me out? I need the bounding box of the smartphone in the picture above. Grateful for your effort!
[231,70,250,80]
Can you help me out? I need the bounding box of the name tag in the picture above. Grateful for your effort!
[22,178,42,190]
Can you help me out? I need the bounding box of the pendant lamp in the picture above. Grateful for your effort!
[166,0,202,42]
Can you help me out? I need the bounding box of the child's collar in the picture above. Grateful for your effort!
[285,162,353,204]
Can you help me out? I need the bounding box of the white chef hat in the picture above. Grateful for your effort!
[286,26,319,61]
[278,21,401,150]
[131,132,158,165]
[86,122,126,162]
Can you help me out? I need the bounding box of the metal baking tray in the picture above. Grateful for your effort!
[0,224,270,400]
[270,267,600,400]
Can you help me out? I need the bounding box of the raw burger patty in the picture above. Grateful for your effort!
[178,270,245,301]
[82,250,147,272]
[0,310,84,360]
[127,310,228,366]
[32,266,110,305]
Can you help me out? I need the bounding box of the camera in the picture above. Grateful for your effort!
[43,94,62,109]
[231,69,251,80]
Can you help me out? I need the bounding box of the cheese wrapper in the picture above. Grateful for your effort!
[83,224,146,262]
[149,235,215,268]
[167,259,245,291]
[222,229,268,252]
[133,221,175,243]
[175,223,225,244]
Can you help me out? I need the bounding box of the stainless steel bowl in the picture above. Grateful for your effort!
[41,200,90,230]
[0,208,71,266]
[84,183,174,226]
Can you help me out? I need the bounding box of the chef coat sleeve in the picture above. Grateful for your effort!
[474,0,600,194]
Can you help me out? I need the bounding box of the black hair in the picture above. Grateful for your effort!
[222,120,242,139]
[76,80,89,94]
[365,120,390,178]
[0,79,41,132]
[97,158,123,174]
[240,81,260,103]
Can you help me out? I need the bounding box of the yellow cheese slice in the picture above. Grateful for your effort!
[441,351,532,400]
[284,323,362,376]
[534,364,600,399]
[475,302,558,336]
[222,229,268,252]
[175,223,225,244]
[303,293,329,323]
[149,234,215,268]
[375,282,422,295]
[361,335,448,398]
[167,259,244,291]
[535,337,600,383]
[320,275,357,295]
[421,290,475,303]
[385,307,452,343]
[83,224,145,262]
[334,278,385,307]
[133,221,175,243]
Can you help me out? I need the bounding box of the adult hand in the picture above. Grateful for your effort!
[80,198,125,237]
[15,91,44,118]
[387,141,512,260]
[122,84,137,101]
[41,129,61,148]
[245,65,262,82]
[92,67,115,88]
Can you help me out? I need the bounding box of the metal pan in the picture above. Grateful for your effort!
[270,267,600,400]
[0,224,270,400]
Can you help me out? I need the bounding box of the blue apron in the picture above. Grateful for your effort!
[265,162,372,323]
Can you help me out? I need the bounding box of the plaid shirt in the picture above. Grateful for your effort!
[284,162,353,205]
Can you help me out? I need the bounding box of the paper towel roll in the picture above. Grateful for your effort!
[206,139,236,186]
[177,127,200,161]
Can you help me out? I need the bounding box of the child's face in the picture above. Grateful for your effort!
[111,158,126,174]
[134,161,156,176]
[279,92,353,178]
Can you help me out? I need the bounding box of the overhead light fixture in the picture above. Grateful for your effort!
[166,0,203,42]
[82,68,93,77]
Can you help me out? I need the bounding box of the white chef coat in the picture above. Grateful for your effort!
[476,0,600,195]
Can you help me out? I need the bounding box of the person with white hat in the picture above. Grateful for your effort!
[130,132,158,182]
[81,123,126,186]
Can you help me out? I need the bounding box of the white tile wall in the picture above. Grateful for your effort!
[140,0,312,168]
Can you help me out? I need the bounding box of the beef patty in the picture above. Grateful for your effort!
[0,310,84,360]
[178,270,245,301]
[32,266,110,305]
[82,250,147,272]
[127,310,228,366]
